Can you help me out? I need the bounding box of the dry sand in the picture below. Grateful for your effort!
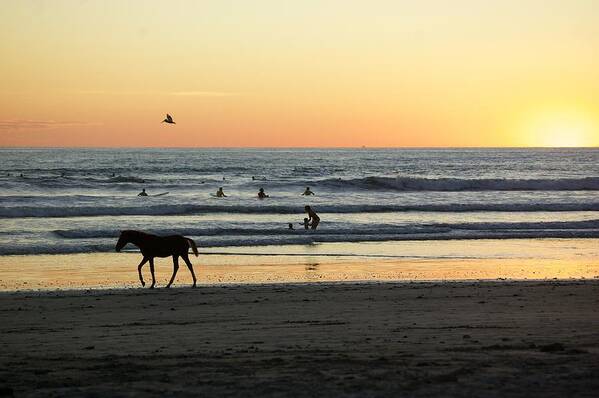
[1,280,599,397]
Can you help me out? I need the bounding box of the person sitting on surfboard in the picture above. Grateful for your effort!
[216,187,227,197]
[257,188,269,199]
[302,187,315,196]
[138,188,148,196]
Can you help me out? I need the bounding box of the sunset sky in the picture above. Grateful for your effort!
[1,0,597,147]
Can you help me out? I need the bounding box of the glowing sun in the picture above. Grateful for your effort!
[522,109,597,147]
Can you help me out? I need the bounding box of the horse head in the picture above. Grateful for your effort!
[115,230,133,252]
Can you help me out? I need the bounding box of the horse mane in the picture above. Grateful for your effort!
[121,230,155,239]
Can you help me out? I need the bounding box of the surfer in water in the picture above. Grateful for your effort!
[302,187,315,196]
[304,206,320,229]
[138,188,148,196]
[216,187,227,197]
[257,188,269,199]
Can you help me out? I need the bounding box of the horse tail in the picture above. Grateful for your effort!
[186,238,199,257]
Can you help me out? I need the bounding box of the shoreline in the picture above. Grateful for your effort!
[2,238,599,291]
[2,279,598,397]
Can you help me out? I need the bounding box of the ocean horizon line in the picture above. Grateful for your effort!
[1,146,598,151]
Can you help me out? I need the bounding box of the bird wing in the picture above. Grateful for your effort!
[166,114,173,122]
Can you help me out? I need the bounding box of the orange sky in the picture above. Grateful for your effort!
[1,0,598,147]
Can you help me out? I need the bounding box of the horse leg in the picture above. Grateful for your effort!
[137,257,149,287]
[182,254,197,288]
[149,258,156,289]
[166,255,179,288]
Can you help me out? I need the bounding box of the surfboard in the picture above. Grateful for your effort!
[152,192,169,197]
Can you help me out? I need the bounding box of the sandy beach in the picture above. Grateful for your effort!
[1,279,598,397]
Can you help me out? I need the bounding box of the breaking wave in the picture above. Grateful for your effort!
[309,176,599,192]
[2,219,599,255]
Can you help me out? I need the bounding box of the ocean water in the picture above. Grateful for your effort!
[1,148,599,256]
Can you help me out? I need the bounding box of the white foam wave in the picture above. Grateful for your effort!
[3,202,599,218]
[50,219,599,240]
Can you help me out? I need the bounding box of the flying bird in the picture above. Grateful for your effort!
[162,114,175,124]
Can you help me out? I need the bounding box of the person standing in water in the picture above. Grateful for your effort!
[216,187,227,197]
[302,187,315,196]
[138,188,148,196]
[304,206,320,229]
[257,188,269,199]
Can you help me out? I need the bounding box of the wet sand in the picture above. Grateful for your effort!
[1,280,599,397]
[2,238,599,291]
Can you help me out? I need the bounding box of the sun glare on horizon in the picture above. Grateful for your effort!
[519,109,597,148]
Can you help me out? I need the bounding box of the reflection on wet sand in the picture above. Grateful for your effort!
[1,248,599,291]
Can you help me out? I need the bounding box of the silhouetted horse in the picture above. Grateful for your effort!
[116,230,199,288]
